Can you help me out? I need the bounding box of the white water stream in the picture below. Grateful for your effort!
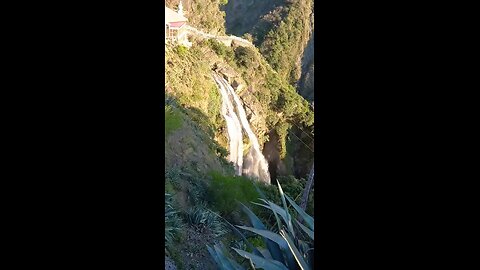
[213,73,271,183]
[213,73,244,175]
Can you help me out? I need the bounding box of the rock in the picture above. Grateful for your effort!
[232,79,245,92]
[232,79,240,88]
[214,63,238,80]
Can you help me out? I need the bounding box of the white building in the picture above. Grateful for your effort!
[165,5,190,47]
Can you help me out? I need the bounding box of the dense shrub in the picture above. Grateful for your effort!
[234,46,257,68]
[207,172,260,216]
[277,175,306,202]
[175,45,188,57]
[207,39,234,62]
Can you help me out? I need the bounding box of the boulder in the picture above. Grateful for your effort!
[232,79,245,92]
[214,63,238,80]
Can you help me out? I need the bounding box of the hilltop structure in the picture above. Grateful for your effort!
[165,3,191,47]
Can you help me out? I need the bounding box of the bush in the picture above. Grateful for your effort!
[278,175,305,201]
[207,172,260,216]
[234,46,257,68]
[254,176,309,228]
[242,33,253,42]
[208,39,226,56]
[175,45,188,57]
[207,39,235,62]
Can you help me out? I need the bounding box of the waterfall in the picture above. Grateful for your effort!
[213,73,271,184]
[213,73,243,175]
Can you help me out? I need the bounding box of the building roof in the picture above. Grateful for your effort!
[165,6,187,23]
[168,21,186,28]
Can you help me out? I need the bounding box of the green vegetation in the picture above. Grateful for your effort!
[165,193,184,255]
[234,46,257,68]
[207,39,235,62]
[165,105,183,137]
[230,45,313,158]
[174,44,189,57]
[166,44,223,136]
[167,35,313,158]
[260,0,314,85]
[242,33,253,43]
[186,205,228,237]
[165,168,210,207]
[164,1,315,267]
[202,38,314,157]
[166,0,226,34]
[208,181,314,269]
[207,172,261,216]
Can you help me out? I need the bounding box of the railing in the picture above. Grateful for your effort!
[183,25,253,47]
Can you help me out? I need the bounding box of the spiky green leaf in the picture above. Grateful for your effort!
[276,180,295,238]
[206,208,264,258]
[285,194,314,231]
[236,225,288,250]
[213,244,236,270]
[280,230,310,270]
[207,245,222,267]
[295,219,314,240]
[264,200,297,270]
[232,248,289,270]
[253,200,289,226]
[239,203,284,263]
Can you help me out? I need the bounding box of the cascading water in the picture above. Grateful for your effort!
[213,73,271,184]
[213,73,243,175]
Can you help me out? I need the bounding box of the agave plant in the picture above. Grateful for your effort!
[186,205,228,237]
[207,181,315,270]
[165,193,183,254]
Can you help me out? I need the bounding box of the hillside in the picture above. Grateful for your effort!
[223,0,315,178]
[166,0,227,35]
[165,1,315,269]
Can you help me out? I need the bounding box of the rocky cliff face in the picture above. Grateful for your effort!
[255,1,314,179]
[297,29,314,102]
